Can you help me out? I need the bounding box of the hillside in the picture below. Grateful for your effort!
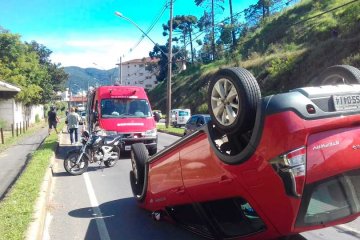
[148,0,360,114]
[64,66,118,94]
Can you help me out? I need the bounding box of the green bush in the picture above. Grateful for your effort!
[35,114,40,123]
[336,2,360,34]
[268,56,296,78]
[55,101,67,112]
[197,103,208,114]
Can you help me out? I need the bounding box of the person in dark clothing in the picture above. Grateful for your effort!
[48,106,59,135]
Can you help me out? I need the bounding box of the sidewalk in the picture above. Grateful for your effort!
[0,125,49,199]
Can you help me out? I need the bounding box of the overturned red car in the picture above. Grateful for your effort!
[130,65,360,239]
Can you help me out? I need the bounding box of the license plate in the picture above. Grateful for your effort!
[125,145,131,151]
[333,95,360,111]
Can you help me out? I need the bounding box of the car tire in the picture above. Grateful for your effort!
[148,146,157,156]
[315,65,360,85]
[208,67,261,134]
[130,143,148,186]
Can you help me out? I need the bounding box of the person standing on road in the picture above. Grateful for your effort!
[66,107,81,145]
[48,106,59,135]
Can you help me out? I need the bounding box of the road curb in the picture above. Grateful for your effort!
[157,129,183,137]
[25,142,58,240]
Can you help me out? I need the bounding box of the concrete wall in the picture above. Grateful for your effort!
[28,105,44,124]
[0,99,44,130]
[0,99,15,129]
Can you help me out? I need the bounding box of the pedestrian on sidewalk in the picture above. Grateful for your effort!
[66,107,81,144]
[48,106,59,135]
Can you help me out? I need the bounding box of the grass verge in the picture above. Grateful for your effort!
[157,124,184,136]
[0,122,63,240]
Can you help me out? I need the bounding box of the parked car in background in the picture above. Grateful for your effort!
[171,109,191,127]
[184,114,211,135]
[129,65,360,239]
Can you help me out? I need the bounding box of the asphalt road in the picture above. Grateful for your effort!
[45,131,360,240]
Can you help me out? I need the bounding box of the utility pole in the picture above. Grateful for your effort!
[229,0,236,47]
[211,0,216,60]
[166,0,173,128]
[116,56,123,85]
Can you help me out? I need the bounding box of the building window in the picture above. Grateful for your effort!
[127,65,130,68]
[139,64,145,68]
[139,73,143,76]
[154,81,158,84]
[139,80,144,84]
[134,64,137,67]
[145,84,152,88]
[128,74,130,76]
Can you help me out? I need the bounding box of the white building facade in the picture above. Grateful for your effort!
[121,58,159,90]
[0,80,44,130]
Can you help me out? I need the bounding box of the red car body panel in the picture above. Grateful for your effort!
[306,126,360,184]
[133,83,360,239]
[99,117,156,133]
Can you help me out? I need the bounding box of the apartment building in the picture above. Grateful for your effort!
[121,57,159,90]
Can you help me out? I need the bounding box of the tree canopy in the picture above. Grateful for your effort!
[0,29,68,105]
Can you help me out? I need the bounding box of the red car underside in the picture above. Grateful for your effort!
[142,110,360,239]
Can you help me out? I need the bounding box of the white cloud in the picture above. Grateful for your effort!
[36,35,159,69]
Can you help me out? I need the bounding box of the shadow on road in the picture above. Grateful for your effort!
[68,197,203,240]
[67,197,309,240]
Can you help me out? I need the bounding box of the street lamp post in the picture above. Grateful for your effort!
[115,8,174,128]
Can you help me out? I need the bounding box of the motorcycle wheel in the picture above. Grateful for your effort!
[64,152,89,175]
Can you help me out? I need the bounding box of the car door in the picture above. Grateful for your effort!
[180,134,238,203]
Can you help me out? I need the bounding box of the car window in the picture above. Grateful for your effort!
[179,111,190,116]
[197,117,205,125]
[205,116,211,123]
[101,99,151,118]
[188,116,198,125]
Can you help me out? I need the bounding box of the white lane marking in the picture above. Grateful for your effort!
[337,224,360,235]
[42,212,53,240]
[83,172,111,240]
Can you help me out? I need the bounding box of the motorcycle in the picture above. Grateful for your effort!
[64,130,122,175]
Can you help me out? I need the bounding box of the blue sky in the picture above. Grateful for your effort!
[0,0,255,69]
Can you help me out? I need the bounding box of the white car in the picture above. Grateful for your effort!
[171,109,191,127]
